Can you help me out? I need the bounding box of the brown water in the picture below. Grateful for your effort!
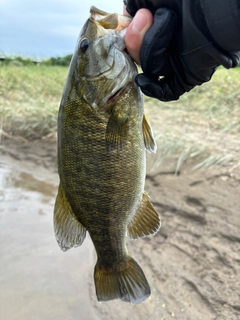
[0,159,97,320]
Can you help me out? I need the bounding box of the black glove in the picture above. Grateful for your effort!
[124,0,240,101]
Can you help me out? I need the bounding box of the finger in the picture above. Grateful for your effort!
[140,8,178,76]
[135,73,194,101]
[136,73,179,101]
[125,9,153,65]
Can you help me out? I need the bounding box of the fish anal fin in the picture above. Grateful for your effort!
[127,191,160,239]
[142,114,157,153]
[105,106,129,152]
[54,184,86,251]
[94,256,150,304]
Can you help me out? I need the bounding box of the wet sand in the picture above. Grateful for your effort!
[93,156,240,320]
[0,141,240,320]
[0,153,96,320]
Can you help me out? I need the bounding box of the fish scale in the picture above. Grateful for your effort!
[54,6,160,304]
[61,85,144,223]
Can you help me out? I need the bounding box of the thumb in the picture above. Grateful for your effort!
[125,9,153,65]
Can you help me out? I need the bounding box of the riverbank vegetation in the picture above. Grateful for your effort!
[1,58,239,170]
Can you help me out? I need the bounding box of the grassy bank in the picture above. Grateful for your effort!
[0,64,240,169]
[0,65,67,140]
[145,66,240,132]
[142,67,240,170]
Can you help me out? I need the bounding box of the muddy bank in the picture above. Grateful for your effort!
[0,140,239,320]
[90,154,240,320]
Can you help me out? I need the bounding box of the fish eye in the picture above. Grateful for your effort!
[79,38,90,54]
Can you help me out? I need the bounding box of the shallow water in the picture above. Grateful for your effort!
[0,160,97,320]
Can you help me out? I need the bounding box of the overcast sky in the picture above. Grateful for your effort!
[0,0,124,59]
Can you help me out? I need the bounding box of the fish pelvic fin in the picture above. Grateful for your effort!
[127,191,161,239]
[94,256,150,304]
[54,184,86,251]
[142,114,157,153]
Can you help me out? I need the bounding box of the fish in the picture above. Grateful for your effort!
[54,6,160,304]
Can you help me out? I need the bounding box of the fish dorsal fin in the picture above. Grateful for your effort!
[105,106,129,152]
[142,114,157,153]
[127,191,160,239]
[54,184,86,251]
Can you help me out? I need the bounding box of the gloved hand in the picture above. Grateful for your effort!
[124,0,240,101]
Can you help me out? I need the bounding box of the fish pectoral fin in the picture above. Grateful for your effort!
[105,107,129,152]
[127,191,161,239]
[94,256,150,304]
[54,184,86,251]
[142,114,157,153]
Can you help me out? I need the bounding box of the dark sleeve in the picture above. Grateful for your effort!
[200,0,240,51]
[124,0,240,51]
[123,0,180,15]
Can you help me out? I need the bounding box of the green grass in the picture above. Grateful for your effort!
[0,64,240,170]
[0,64,67,140]
[145,67,240,132]
[143,67,240,171]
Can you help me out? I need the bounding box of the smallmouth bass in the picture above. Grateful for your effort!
[54,6,160,304]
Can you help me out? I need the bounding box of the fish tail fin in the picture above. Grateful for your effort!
[94,256,150,304]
